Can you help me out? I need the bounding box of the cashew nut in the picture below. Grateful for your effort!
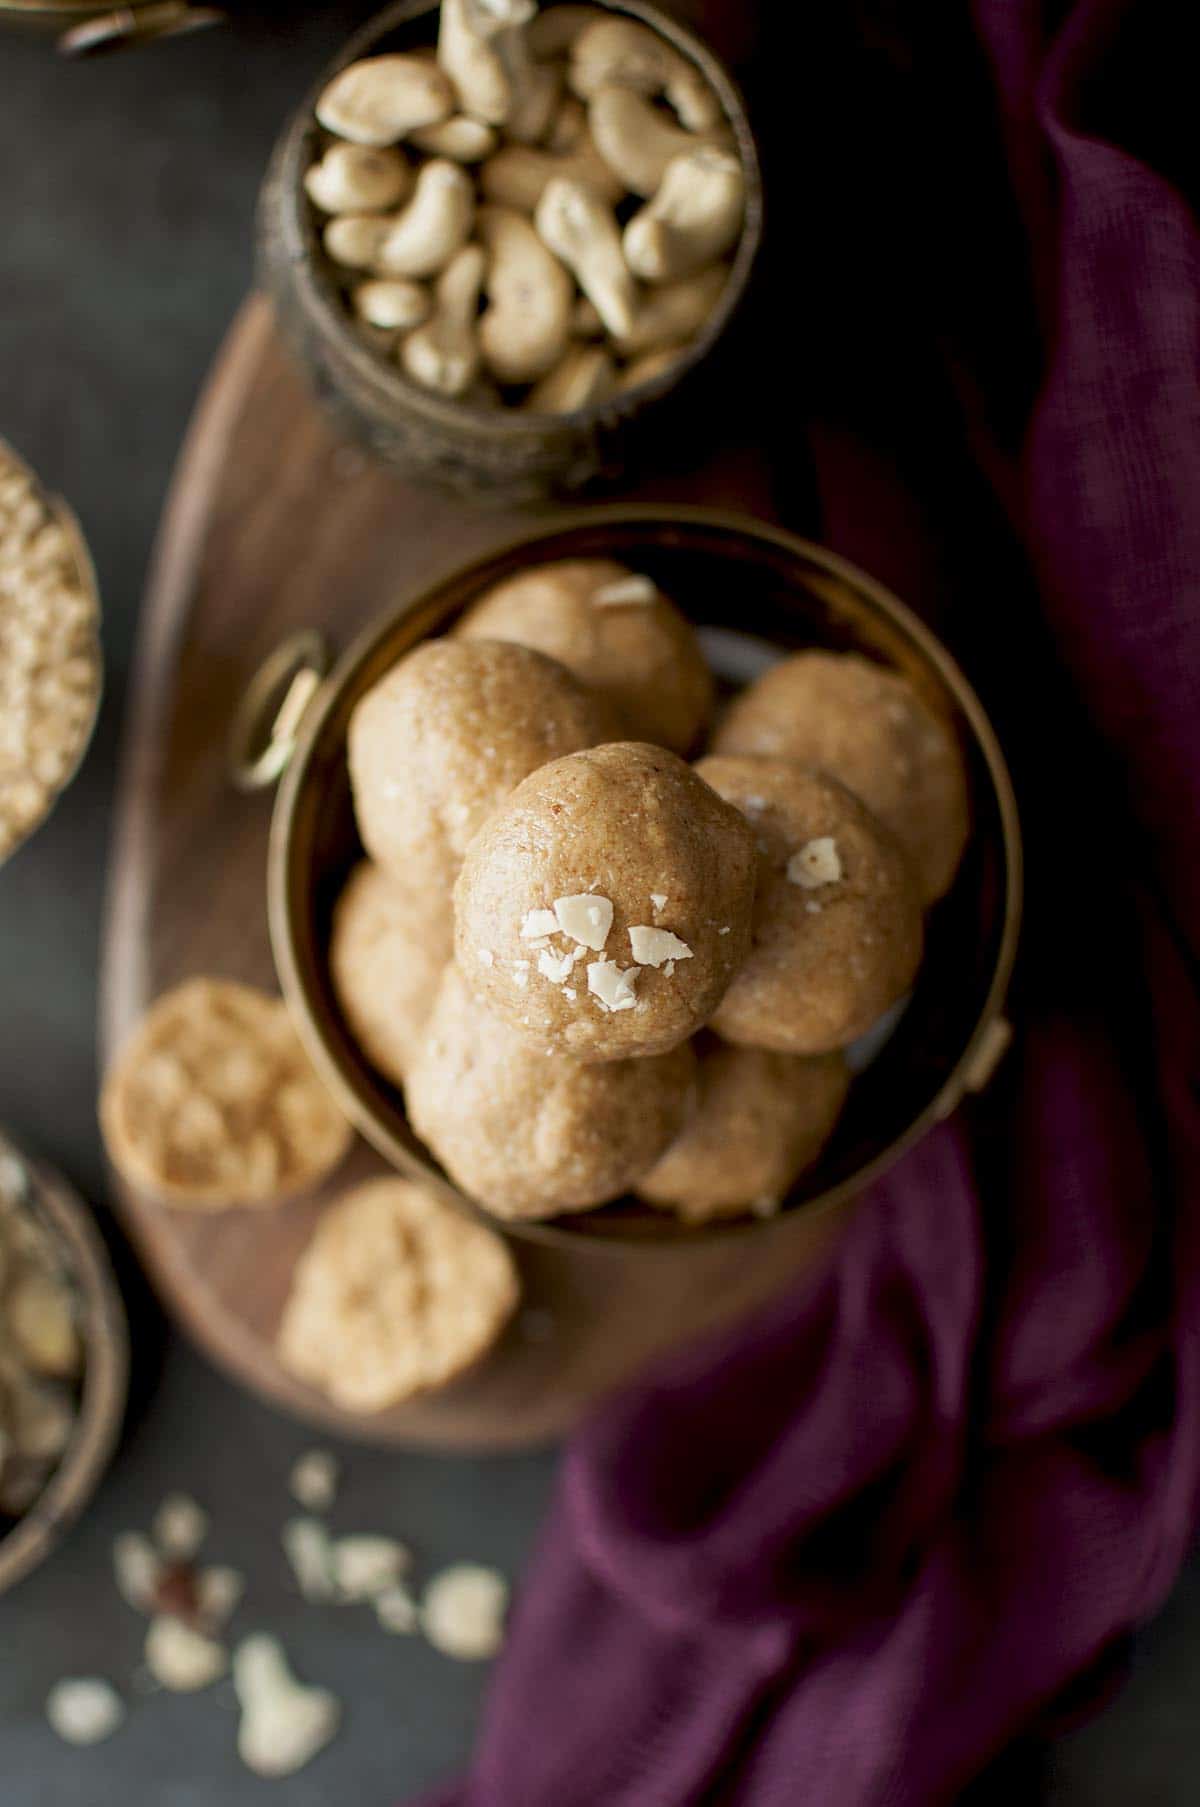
[546,92,587,153]
[352,278,431,331]
[526,342,617,411]
[569,18,721,131]
[315,55,455,147]
[437,0,534,126]
[527,4,606,59]
[535,176,637,339]
[401,243,486,396]
[304,142,412,214]
[588,85,727,197]
[375,160,475,278]
[504,56,563,145]
[233,1635,340,1779]
[323,213,393,271]
[618,343,687,390]
[623,146,745,282]
[409,116,498,161]
[479,134,622,211]
[572,295,604,337]
[478,206,573,383]
[615,262,727,354]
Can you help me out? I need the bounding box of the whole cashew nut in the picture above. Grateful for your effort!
[401,243,486,396]
[375,160,475,278]
[535,176,637,340]
[353,278,431,332]
[615,262,728,354]
[316,55,455,147]
[588,85,727,197]
[623,146,745,282]
[478,206,574,384]
[479,134,622,212]
[305,142,412,214]
[569,18,721,131]
[409,116,498,162]
[323,213,393,271]
[618,343,687,391]
[437,0,534,127]
[525,342,617,412]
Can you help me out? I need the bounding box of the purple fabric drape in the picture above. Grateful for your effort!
[420,1,1200,1800]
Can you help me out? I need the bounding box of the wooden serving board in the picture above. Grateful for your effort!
[98,296,848,1449]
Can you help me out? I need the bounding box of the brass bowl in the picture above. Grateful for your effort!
[257,0,763,502]
[262,506,1022,1252]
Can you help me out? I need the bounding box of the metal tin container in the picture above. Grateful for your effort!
[257,0,763,501]
[247,507,1021,1259]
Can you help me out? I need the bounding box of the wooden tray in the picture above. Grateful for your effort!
[98,296,848,1449]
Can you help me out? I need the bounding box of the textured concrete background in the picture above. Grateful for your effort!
[0,8,1190,1802]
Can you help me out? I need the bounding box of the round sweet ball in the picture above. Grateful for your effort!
[711,651,969,903]
[329,861,451,1086]
[455,560,714,755]
[453,741,758,1063]
[637,1040,850,1224]
[347,637,615,885]
[407,964,697,1219]
[697,755,923,1055]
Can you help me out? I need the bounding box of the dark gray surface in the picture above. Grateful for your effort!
[0,10,1192,1804]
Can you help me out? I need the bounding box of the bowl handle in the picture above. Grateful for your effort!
[228,630,331,793]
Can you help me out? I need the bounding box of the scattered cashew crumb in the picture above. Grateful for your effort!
[422,1564,508,1661]
[554,893,613,950]
[153,1494,208,1561]
[628,925,693,968]
[112,1531,162,1611]
[233,1634,340,1779]
[787,837,843,889]
[591,574,658,607]
[282,1517,335,1601]
[563,986,577,1000]
[538,948,575,983]
[375,1585,419,1635]
[806,901,823,915]
[289,1449,339,1514]
[587,959,640,1012]
[45,1678,124,1746]
[331,1535,411,1602]
[196,1565,244,1628]
[718,925,731,935]
[520,908,558,939]
[650,893,667,913]
[144,1615,228,1693]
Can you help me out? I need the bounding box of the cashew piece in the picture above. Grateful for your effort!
[535,177,637,341]
[323,214,393,271]
[615,262,728,355]
[618,344,687,390]
[353,278,431,331]
[316,55,455,147]
[588,85,726,197]
[504,56,563,145]
[409,116,498,161]
[305,143,412,214]
[546,93,587,153]
[375,160,475,278]
[478,206,573,383]
[526,342,617,412]
[572,295,604,337]
[569,18,721,131]
[437,0,534,127]
[401,243,486,396]
[623,146,745,282]
[479,134,622,212]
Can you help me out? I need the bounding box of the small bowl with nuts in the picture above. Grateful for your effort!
[0,1129,128,1596]
[0,437,102,867]
[258,0,761,499]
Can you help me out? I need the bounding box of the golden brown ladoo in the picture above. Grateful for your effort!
[347,637,615,886]
[455,559,713,753]
[637,1040,850,1223]
[407,963,697,1218]
[454,741,757,1061]
[697,756,923,1055]
[277,1176,518,1411]
[329,861,451,1086]
[711,651,969,903]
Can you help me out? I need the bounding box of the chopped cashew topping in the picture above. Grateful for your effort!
[591,574,657,607]
[553,892,613,950]
[649,892,667,913]
[520,908,558,939]
[787,837,843,889]
[628,925,693,967]
[538,948,575,983]
[587,959,640,1011]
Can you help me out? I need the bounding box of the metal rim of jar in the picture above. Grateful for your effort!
[260,503,1023,1254]
[265,0,764,442]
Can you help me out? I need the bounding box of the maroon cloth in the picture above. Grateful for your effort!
[422,2,1200,1801]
